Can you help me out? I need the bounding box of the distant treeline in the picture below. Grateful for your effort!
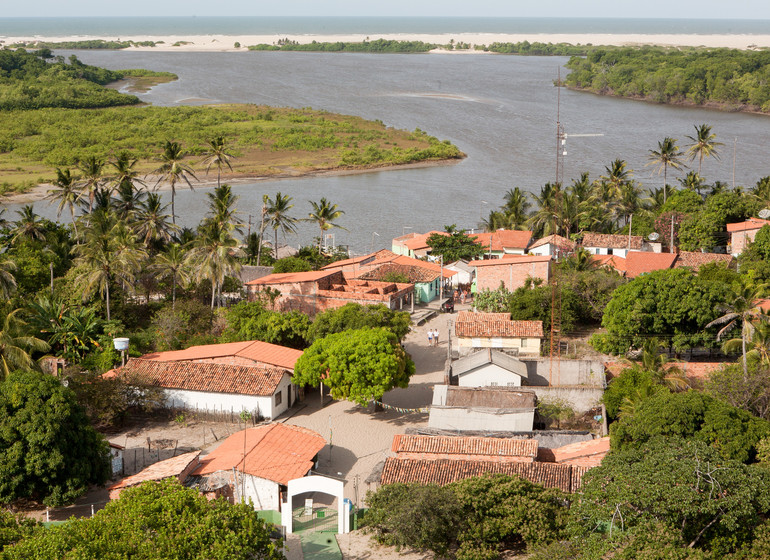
[565,46,770,112]
[8,39,158,49]
[248,38,437,53]
[480,41,593,56]
[0,49,175,110]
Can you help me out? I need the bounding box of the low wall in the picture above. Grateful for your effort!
[531,386,605,414]
[521,358,605,388]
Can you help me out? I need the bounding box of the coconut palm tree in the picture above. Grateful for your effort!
[481,210,511,232]
[307,198,346,251]
[151,243,191,308]
[265,192,298,254]
[153,140,197,225]
[723,319,770,367]
[623,338,690,391]
[706,283,767,379]
[502,187,531,229]
[0,308,49,378]
[0,259,17,299]
[133,192,178,250]
[678,171,706,196]
[205,184,243,234]
[188,221,241,309]
[77,155,105,215]
[110,151,145,194]
[201,136,234,188]
[527,182,559,237]
[601,159,632,201]
[646,137,687,204]
[560,247,598,272]
[10,205,47,245]
[113,181,148,223]
[686,124,723,175]
[47,167,81,237]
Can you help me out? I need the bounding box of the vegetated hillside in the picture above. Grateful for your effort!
[0,48,176,110]
[565,46,770,112]
[0,104,462,193]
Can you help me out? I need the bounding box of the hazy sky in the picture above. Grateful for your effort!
[4,1,770,19]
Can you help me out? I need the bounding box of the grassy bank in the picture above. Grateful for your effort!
[0,104,463,195]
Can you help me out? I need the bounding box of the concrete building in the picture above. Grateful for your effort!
[445,260,474,288]
[470,254,551,292]
[429,385,537,432]
[448,348,529,387]
[453,312,544,356]
[727,218,770,256]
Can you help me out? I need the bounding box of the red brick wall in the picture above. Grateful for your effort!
[731,229,760,255]
[476,261,551,292]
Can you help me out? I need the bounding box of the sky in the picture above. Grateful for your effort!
[4,1,770,19]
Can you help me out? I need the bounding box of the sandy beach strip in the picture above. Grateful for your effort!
[3,32,770,51]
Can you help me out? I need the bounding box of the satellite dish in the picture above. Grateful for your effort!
[648,232,660,241]
[759,209,770,219]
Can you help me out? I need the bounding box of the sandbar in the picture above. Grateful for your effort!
[2,32,770,52]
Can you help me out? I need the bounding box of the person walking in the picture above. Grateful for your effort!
[427,329,433,347]
[434,328,440,346]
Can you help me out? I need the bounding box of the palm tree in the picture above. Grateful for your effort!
[134,192,178,250]
[0,308,49,378]
[623,338,689,391]
[646,137,687,204]
[265,192,298,254]
[678,171,705,196]
[11,205,47,245]
[188,221,242,309]
[601,159,632,200]
[752,176,770,208]
[77,155,105,215]
[481,210,511,232]
[527,182,559,237]
[205,184,243,234]
[151,243,191,308]
[113,181,148,223]
[560,247,598,272]
[723,319,770,367]
[74,214,147,321]
[110,151,145,194]
[686,124,723,175]
[153,140,197,225]
[47,167,81,237]
[307,198,346,251]
[706,283,767,379]
[502,187,531,229]
[201,136,234,188]
[0,259,17,299]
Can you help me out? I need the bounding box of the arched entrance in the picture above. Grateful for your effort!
[281,475,349,534]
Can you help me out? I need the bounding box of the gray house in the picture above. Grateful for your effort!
[448,348,529,387]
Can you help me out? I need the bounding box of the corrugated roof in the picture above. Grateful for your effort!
[455,312,544,338]
[380,457,577,492]
[625,251,677,278]
[246,269,337,285]
[452,348,529,378]
[113,359,289,396]
[193,424,325,485]
[582,232,643,250]
[392,434,538,458]
[468,254,551,267]
[141,340,303,370]
[109,451,201,491]
[726,218,770,233]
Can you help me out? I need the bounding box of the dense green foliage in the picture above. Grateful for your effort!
[483,41,593,55]
[1,479,285,559]
[0,510,37,550]
[10,40,158,50]
[220,301,310,349]
[248,38,436,53]
[602,367,668,421]
[566,46,770,111]
[0,370,111,506]
[610,390,770,463]
[294,327,414,405]
[425,225,484,262]
[271,256,312,273]
[307,303,411,342]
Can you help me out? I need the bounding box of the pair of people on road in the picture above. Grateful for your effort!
[427,328,440,347]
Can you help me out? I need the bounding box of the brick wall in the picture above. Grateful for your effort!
[476,260,551,291]
[731,228,760,255]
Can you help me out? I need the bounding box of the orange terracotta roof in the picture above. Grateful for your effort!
[455,312,543,338]
[468,254,551,267]
[360,263,439,283]
[402,231,448,251]
[109,451,201,491]
[380,457,579,492]
[193,424,325,485]
[625,251,677,278]
[604,360,726,380]
[321,249,396,270]
[112,359,289,396]
[529,234,576,250]
[473,229,533,251]
[392,434,538,458]
[246,269,336,286]
[141,340,303,370]
[365,254,456,278]
[591,254,627,273]
[674,251,734,270]
[582,232,643,250]
[726,218,770,233]
[549,438,610,466]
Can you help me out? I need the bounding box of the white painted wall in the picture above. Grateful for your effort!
[457,336,541,356]
[458,364,523,387]
[242,474,281,511]
[586,246,629,258]
[529,244,554,257]
[163,373,294,420]
[428,406,535,431]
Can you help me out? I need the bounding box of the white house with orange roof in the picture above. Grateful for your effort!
[472,229,533,258]
[391,230,448,258]
[453,311,544,356]
[727,218,770,256]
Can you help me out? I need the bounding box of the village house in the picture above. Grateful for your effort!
[108,451,202,500]
[527,234,576,259]
[581,232,661,258]
[391,434,538,463]
[320,249,397,278]
[470,254,551,292]
[140,339,304,372]
[471,229,533,258]
[727,218,770,256]
[189,424,326,510]
[447,348,529,387]
[453,311,544,356]
[429,385,537,432]
[355,253,456,303]
[444,259,474,288]
[391,230,448,258]
[246,269,414,315]
[593,250,734,278]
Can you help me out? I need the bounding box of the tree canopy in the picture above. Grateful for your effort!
[426,225,484,262]
[306,303,411,342]
[293,327,414,406]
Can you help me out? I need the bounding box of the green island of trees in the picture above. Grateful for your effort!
[248,38,437,53]
[565,46,770,112]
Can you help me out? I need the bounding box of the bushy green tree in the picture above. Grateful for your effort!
[0,370,111,506]
[603,368,669,421]
[307,303,411,342]
[271,256,312,273]
[1,479,284,559]
[426,225,484,262]
[294,328,414,406]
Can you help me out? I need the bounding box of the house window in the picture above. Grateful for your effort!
[608,248,614,255]
[490,382,498,386]
[521,338,528,347]
[507,382,517,387]
[275,391,282,406]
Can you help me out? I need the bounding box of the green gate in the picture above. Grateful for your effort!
[292,506,338,533]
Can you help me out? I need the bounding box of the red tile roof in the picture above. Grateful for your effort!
[726,218,770,233]
[455,312,544,338]
[246,269,336,286]
[548,438,610,466]
[193,424,325,485]
[142,340,303,371]
[380,457,579,492]
[604,360,726,380]
[109,451,201,491]
[401,231,448,251]
[360,263,440,283]
[365,254,456,279]
[473,229,533,251]
[582,232,643,250]
[591,254,627,274]
[468,254,552,267]
[625,251,677,278]
[111,359,289,396]
[321,249,397,270]
[392,434,538,459]
[674,251,734,270]
[529,234,576,251]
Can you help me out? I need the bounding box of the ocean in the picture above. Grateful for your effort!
[2,16,770,38]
